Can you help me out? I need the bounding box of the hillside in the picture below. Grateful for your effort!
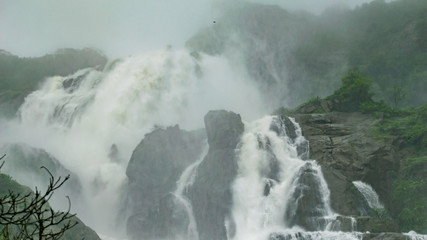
[187,0,427,108]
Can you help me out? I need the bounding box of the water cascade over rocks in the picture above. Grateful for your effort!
[128,111,424,240]
[1,48,426,240]
[0,49,264,238]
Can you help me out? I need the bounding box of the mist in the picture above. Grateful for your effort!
[0,0,375,58]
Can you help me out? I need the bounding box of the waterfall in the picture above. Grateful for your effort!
[352,181,384,209]
[172,143,209,240]
[230,116,360,240]
[0,48,265,238]
[2,47,426,240]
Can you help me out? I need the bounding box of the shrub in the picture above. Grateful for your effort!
[327,71,374,111]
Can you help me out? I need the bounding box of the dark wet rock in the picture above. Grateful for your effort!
[126,125,206,240]
[285,162,331,231]
[270,116,297,141]
[204,110,244,149]
[127,193,189,240]
[293,112,398,216]
[62,69,91,93]
[188,110,244,240]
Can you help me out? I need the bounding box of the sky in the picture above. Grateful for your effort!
[0,0,375,58]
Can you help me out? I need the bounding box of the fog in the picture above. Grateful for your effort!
[0,0,375,58]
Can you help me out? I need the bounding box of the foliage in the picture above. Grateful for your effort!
[0,155,78,240]
[327,71,373,111]
[291,0,427,107]
[376,104,427,151]
[392,156,427,233]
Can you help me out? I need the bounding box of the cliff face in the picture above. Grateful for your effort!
[289,101,427,235]
[293,112,397,215]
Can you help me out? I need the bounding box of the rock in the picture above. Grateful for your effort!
[125,125,206,240]
[204,110,244,149]
[321,166,360,216]
[62,68,92,93]
[126,193,189,240]
[362,232,408,240]
[293,112,399,214]
[285,162,332,231]
[355,216,399,233]
[188,110,244,240]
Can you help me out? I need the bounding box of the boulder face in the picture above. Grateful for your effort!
[125,125,206,240]
[188,110,244,240]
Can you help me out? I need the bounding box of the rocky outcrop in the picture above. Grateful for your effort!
[292,112,399,216]
[125,125,206,239]
[125,111,244,240]
[188,110,244,240]
[285,162,332,231]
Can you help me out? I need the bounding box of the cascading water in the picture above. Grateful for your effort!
[1,47,426,240]
[230,115,362,240]
[0,48,265,238]
[172,143,209,240]
[352,181,384,209]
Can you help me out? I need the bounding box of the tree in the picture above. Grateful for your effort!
[0,154,78,240]
[328,71,374,111]
[390,85,406,108]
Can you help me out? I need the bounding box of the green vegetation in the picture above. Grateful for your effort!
[377,104,427,151]
[296,0,427,107]
[0,173,30,196]
[292,70,427,233]
[392,156,427,233]
[326,71,373,112]
[188,0,427,107]
[374,106,427,233]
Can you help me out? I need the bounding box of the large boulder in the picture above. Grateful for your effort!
[125,125,206,239]
[188,110,244,240]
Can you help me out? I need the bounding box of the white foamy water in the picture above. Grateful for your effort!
[405,231,427,240]
[0,48,266,238]
[172,142,209,240]
[352,181,384,209]
[230,116,361,240]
